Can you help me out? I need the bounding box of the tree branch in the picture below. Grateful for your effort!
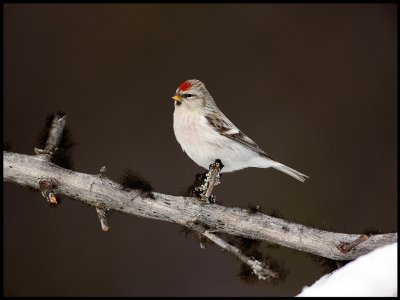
[202,230,279,280]
[3,151,396,261]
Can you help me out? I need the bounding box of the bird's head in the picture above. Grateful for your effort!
[172,79,212,110]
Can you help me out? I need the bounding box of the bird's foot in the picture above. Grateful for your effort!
[193,159,224,203]
[186,172,207,197]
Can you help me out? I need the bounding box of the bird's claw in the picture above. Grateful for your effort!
[192,159,224,203]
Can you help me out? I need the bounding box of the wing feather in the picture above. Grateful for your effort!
[205,114,272,159]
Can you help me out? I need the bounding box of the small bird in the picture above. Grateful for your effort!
[171,79,308,182]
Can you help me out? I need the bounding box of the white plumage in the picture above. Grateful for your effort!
[172,79,308,182]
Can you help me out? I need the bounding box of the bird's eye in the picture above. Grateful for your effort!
[185,94,193,98]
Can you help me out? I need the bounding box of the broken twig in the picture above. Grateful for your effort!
[338,234,369,253]
[96,207,110,232]
[34,114,67,160]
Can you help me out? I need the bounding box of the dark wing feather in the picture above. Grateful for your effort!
[205,115,272,159]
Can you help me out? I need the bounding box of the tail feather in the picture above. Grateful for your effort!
[272,163,309,182]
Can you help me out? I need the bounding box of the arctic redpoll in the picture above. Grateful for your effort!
[171,79,308,182]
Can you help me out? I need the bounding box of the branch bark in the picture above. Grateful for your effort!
[4,151,396,261]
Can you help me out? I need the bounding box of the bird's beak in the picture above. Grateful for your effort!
[172,95,182,102]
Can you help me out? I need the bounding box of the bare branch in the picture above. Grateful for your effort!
[203,230,278,280]
[4,151,397,261]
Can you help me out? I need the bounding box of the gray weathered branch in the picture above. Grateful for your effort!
[3,151,397,261]
[203,230,278,280]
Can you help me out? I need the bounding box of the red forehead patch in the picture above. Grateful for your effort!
[179,81,192,91]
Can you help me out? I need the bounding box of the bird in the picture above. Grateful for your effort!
[171,79,308,182]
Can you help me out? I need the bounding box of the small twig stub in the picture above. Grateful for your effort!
[35,114,67,160]
[44,115,67,154]
[338,234,369,253]
[96,207,110,232]
[99,166,107,178]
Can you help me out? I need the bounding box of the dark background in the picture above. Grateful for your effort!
[3,4,397,297]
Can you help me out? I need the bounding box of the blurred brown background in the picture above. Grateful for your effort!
[3,4,397,297]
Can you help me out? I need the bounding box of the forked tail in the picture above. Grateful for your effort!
[272,163,309,182]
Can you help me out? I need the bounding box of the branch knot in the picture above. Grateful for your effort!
[39,178,58,205]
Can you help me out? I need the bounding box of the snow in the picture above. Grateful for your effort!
[297,242,397,297]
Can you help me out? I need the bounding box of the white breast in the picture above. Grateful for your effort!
[173,105,219,169]
[173,105,261,172]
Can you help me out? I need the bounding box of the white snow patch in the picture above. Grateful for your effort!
[297,242,397,297]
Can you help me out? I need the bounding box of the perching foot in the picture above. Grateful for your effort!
[193,159,224,203]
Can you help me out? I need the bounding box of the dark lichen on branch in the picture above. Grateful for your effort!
[119,169,155,199]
